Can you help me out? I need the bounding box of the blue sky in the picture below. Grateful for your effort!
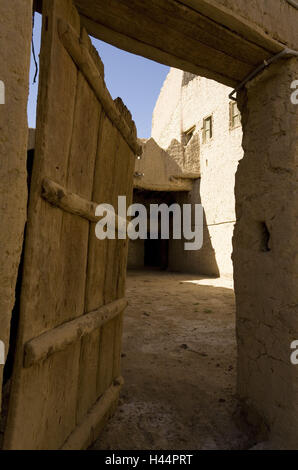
[27,13,169,139]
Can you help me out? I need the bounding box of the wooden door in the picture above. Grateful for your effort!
[3,0,140,450]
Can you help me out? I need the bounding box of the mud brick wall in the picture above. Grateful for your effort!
[234,58,298,448]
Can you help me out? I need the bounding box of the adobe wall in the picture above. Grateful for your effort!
[135,137,183,187]
[152,69,243,277]
[234,59,298,448]
[152,69,184,151]
[0,0,32,409]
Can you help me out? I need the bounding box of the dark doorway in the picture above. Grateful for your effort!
[144,239,169,270]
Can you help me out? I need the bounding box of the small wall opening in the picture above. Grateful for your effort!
[258,221,271,252]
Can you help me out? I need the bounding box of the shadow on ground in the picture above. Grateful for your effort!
[91,270,252,450]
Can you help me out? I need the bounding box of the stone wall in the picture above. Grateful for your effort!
[152,69,243,277]
[0,0,32,411]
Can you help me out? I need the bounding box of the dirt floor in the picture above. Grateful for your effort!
[92,270,254,450]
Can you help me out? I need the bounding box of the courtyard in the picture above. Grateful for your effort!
[92,270,253,450]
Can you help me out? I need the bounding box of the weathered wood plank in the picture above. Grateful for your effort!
[96,319,116,397]
[4,0,82,450]
[112,0,270,64]
[5,2,136,449]
[75,27,105,425]
[24,298,128,367]
[112,312,125,380]
[80,15,237,88]
[58,18,142,156]
[113,119,136,379]
[99,102,135,389]
[85,115,120,311]
[76,328,100,423]
[95,113,123,397]
[103,118,130,305]
[42,177,128,231]
[80,111,120,413]
[74,0,261,83]
[75,0,284,87]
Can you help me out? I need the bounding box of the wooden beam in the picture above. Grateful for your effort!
[76,0,251,83]
[109,0,274,63]
[133,180,192,192]
[74,0,283,86]
[171,172,201,180]
[80,15,237,88]
[61,377,124,450]
[24,299,128,367]
[42,177,99,222]
[58,19,142,155]
[182,0,293,52]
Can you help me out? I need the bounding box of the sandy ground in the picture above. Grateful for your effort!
[92,270,253,450]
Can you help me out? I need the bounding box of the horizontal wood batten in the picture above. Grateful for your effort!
[61,377,124,450]
[170,172,201,180]
[58,19,142,156]
[24,299,128,368]
[42,177,99,222]
[42,178,129,230]
[134,180,192,192]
